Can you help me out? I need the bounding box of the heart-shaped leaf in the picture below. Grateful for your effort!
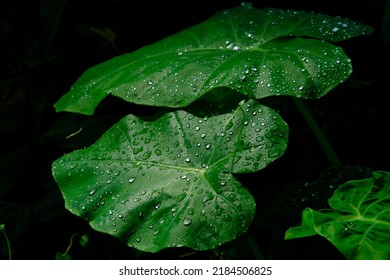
[52,99,288,252]
[54,3,373,115]
[285,171,390,260]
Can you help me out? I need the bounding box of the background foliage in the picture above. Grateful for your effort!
[1,0,389,259]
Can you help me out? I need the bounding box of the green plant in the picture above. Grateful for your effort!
[0,224,12,260]
[51,3,374,254]
[285,170,390,260]
[56,232,89,260]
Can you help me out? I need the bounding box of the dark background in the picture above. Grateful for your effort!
[1,0,389,259]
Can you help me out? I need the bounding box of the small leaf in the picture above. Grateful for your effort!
[285,171,390,260]
[79,234,89,248]
[55,252,72,260]
[54,4,373,115]
[52,99,288,252]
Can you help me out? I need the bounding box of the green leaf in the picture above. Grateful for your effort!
[285,171,390,260]
[55,252,72,260]
[52,99,288,252]
[54,3,373,115]
[79,234,89,248]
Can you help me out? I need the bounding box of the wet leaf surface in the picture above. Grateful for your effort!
[52,99,288,252]
[54,3,373,115]
[285,171,390,259]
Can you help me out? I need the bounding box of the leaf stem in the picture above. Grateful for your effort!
[292,97,342,168]
[248,234,265,260]
[0,224,12,260]
[62,232,79,257]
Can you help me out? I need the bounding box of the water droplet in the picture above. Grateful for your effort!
[255,136,263,142]
[142,151,152,160]
[183,218,192,226]
[202,194,213,203]
[129,177,136,183]
[89,189,96,195]
[185,156,191,163]
[222,214,232,222]
[176,193,186,202]
[268,147,281,158]
[205,143,211,150]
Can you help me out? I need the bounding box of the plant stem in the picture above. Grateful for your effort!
[292,97,342,168]
[62,232,79,256]
[0,224,12,260]
[248,234,265,260]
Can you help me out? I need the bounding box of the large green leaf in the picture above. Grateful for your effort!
[54,3,373,115]
[52,99,288,252]
[285,171,390,260]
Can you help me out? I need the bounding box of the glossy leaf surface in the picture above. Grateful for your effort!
[54,3,373,115]
[52,99,288,252]
[285,171,390,260]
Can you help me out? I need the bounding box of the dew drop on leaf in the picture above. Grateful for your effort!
[142,151,152,160]
[268,147,281,158]
[183,218,192,226]
[222,214,233,222]
[255,136,263,142]
[176,193,186,202]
